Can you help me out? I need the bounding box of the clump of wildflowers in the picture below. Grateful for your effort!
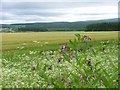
[81,35,91,42]
[69,53,75,59]
[61,44,70,51]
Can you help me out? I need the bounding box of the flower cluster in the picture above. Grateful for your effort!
[61,44,70,51]
[81,35,91,42]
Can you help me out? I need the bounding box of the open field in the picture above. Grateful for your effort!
[1,31,119,88]
[2,31,118,51]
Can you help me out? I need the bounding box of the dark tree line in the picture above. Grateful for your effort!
[86,22,118,31]
[1,21,119,32]
[17,26,48,32]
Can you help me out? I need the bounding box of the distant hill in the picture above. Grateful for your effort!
[0,18,118,31]
[79,18,118,23]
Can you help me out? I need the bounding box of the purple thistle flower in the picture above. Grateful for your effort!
[61,44,70,51]
[69,53,75,59]
[60,77,69,83]
[81,35,91,42]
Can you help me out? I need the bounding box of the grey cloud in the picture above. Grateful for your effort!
[2,2,117,16]
[19,12,65,17]
[1,16,11,20]
[75,13,118,16]
[2,2,117,10]
[1,1,118,24]
[8,10,66,17]
[2,2,82,10]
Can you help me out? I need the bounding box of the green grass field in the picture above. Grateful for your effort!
[2,31,118,51]
[1,31,119,88]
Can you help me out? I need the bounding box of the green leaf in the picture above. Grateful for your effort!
[69,40,74,47]
[103,69,109,78]
[102,76,110,87]
[63,53,70,62]
[74,38,77,44]
[95,61,101,67]
[73,38,77,47]
[75,34,81,41]
[92,73,101,86]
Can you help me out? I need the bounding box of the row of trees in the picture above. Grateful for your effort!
[14,26,48,32]
[86,22,118,31]
[1,22,118,32]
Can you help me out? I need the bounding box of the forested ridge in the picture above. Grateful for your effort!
[1,18,119,32]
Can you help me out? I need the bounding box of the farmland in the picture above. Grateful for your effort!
[2,31,118,51]
[1,31,119,88]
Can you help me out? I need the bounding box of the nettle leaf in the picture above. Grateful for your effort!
[74,38,77,44]
[54,78,65,88]
[94,68,101,73]
[100,69,112,87]
[71,73,79,79]
[39,69,49,82]
[92,73,101,86]
[69,40,74,47]
[74,38,77,47]
[92,48,96,56]
[63,53,70,62]
[95,61,101,68]
[102,76,110,87]
[69,38,77,48]
[69,40,73,44]
[103,69,109,78]
[111,62,117,69]
[109,72,118,87]
[75,34,81,41]
[110,71,118,81]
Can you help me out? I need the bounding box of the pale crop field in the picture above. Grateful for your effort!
[2,31,118,50]
[1,31,119,88]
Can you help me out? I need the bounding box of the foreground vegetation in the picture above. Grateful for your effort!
[2,32,119,88]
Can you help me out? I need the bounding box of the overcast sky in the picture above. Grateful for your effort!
[0,0,119,24]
